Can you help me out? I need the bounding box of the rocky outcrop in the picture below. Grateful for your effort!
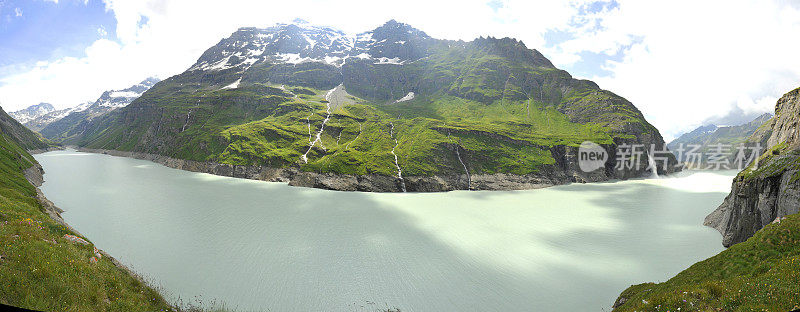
[290,171,569,192]
[705,164,800,247]
[766,88,800,147]
[704,86,800,247]
[23,164,69,230]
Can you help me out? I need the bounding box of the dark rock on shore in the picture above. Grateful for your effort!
[77,144,674,192]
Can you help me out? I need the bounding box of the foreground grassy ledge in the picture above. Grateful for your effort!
[0,134,176,311]
[612,213,800,311]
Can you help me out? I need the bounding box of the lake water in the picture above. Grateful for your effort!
[35,149,733,311]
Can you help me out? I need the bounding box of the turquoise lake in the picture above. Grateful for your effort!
[36,149,733,311]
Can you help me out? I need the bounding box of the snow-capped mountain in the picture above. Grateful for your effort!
[92,77,161,110]
[189,19,437,72]
[69,19,678,193]
[40,77,160,140]
[23,102,92,132]
[9,103,56,124]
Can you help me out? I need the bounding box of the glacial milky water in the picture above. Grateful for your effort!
[35,149,734,312]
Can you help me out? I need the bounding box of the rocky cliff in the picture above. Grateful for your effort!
[704,86,800,247]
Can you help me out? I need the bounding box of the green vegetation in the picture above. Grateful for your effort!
[0,107,53,151]
[613,214,800,311]
[737,143,800,183]
[0,132,177,311]
[75,37,657,178]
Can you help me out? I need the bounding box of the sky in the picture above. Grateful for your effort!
[1,0,799,141]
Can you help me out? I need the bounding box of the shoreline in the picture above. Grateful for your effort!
[33,148,722,312]
[23,152,166,295]
[69,147,610,192]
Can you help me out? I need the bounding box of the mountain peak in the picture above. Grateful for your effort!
[472,36,554,68]
[372,19,429,40]
[292,18,309,24]
[754,112,774,121]
[188,20,558,84]
[8,102,57,124]
[135,77,161,88]
[93,77,160,109]
[12,102,54,113]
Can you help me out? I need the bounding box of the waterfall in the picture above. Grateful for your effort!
[447,130,471,190]
[389,122,407,192]
[300,85,337,163]
[647,153,659,179]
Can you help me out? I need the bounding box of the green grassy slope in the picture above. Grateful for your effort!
[0,125,175,311]
[76,37,666,178]
[0,106,52,151]
[612,214,800,312]
[39,109,91,144]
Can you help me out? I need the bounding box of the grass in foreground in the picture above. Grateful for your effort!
[0,133,177,312]
[613,214,800,311]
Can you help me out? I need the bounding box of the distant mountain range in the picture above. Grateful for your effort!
[9,103,56,125]
[667,113,773,168]
[65,19,677,192]
[19,102,92,132]
[7,78,159,137]
[39,77,160,143]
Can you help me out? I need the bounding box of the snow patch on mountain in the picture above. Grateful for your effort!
[9,103,56,124]
[276,53,311,64]
[374,57,404,65]
[222,78,242,90]
[394,92,415,103]
[187,20,430,72]
[109,91,141,98]
[35,78,160,134]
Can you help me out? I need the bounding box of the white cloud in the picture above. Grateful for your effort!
[0,0,591,111]
[14,7,21,16]
[737,95,779,115]
[547,0,800,140]
[1,0,799,143]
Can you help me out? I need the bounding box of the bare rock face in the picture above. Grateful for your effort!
[23,164,69,230]
[705,167,800,247]
[704,86,800,247]
[767,88,800,148]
